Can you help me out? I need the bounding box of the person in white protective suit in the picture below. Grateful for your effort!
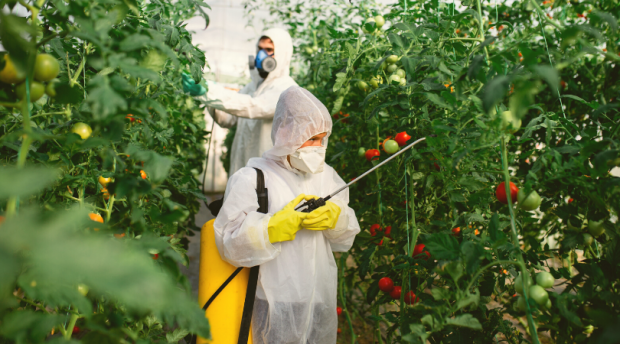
[213,86,361,343]
[202,28,297,175]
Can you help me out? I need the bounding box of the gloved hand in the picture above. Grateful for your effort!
[302,200,341,231]
[267,194,314,243]
[181,72,206,96]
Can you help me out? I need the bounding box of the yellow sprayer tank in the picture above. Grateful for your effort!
[198,219,253,344]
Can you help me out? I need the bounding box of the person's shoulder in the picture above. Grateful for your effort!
[269,75,297,89]
[229,166,258,184]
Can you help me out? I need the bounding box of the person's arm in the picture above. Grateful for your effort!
[205,83,281,120]
[213,168,280,267]
[321,172,361,252]
[206,107,237,128]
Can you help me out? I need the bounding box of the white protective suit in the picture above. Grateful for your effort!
[213,86,361,343]
[204,28,298,175]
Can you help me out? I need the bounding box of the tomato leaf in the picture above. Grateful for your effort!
[445,314,482,330]
[0,167,59,200]
[424,233,459,260]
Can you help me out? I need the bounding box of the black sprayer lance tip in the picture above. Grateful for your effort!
[295,136,431,213]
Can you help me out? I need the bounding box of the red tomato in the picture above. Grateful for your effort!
[394,131,411,146]
[152,253,159,260]
[495,181,519,204]
[568,198,574,204]
[384,226,392,238]
[337,328,342,334]
[451,227,461,236]
[126,114,135,122]
[390,286,402,299]
[72,326,80,334]
[433,162,441,171]
[370,224,382,232]
[336,307,342,316]
[404,291,419,305]
[378,277,394,293]
[365,149,380,162]
[376,239,384,246]
[412,244,430,260]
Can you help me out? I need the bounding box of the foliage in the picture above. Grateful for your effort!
[0,0,211,342]
[247,0,620,343]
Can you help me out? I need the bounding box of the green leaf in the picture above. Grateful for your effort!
[0,311,65,342]
[482,76,510,114]
[86,76,128,119]
[445,314,482,330]
[531,65,559,94]
[166,328,190,343]
[0,13,37,74]
[424,233,459,260]
[0,167,59,200]
[333,73,347,92]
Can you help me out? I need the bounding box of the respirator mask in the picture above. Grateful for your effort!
[289,146,326,174]
[249,49,277,78]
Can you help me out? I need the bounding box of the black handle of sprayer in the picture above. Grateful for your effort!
[297,196,332,213]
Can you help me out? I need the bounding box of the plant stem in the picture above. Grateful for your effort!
[500,136,540,344]
[338,254,356,344]
[64,311,80,339]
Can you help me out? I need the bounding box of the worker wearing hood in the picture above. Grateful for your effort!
[213,86,361,343]
[188,28,298,175]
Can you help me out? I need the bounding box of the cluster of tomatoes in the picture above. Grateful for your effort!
[0,53,60,101]
[360,131,411,162]
[378,277,419,305]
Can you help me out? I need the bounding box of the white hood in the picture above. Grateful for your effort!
[253,28,293,84]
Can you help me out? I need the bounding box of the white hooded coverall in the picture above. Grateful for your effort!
[204,28,298,175]
[213,86,361,343]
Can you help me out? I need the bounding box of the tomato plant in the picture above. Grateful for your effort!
[1,0,212,341]
[251,0,620,342]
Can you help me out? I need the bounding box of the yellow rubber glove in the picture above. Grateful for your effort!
[301,200,341,231]
[267,194,314,243]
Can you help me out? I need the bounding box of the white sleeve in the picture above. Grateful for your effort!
[205,83,280,120]
[322,171,361,252]
[213,168,281,267]
[207,108,237,128]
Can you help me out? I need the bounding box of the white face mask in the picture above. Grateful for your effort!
[289,146,326,174]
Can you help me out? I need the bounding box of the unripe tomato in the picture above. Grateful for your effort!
[362,18,376,33]
[0,54,25,84]
[394,131,411,146]
[588,219,605,237]
[45,79,59,97]
[336,306,342,316]
[496,181,518,204]
[358,147,366,157]
[77,284,89,296]
[16,81,45,101]
[583,233,593,246]
[34,54,60,82]
[365,149,380,162]
[71,122,92,140]
[451,227,461,236]
[404,291,419,305]
[543,298,552,310]
[140,170,147,179]
[312,45,318,52]
[388,74,401,85]
[529,285,549,306]
[369,75,383,89]
[98,176,112,187]
[412,244,430,260]
[399,78,406,86]
[384,140,399,154]
[395,68,406,78]
[501,110,522,133]
[386,55,399,64]
[374,15,385,28]
[517,189,541,210]
[387,63,398,73]
[390,286,402,299]
[536,271,555,289]
[378,277,394,292]
[516,296,527,312]
[357,80,368,91]
[304,47,314,54]
[514,273,532,295]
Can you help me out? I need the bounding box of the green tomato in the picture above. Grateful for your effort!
[34,54,60,82]
[515,273,532,295]
[517,189,541,211]
[529,285,549,306]
[16,81,45,101]
[304,47,314,54]
[399,77,406,87]
[388,74,401,85]
[516,296,527,312]
[71,122,92,140]
[357,80,368,91]
[358,147,366,157]
[387,63,398,73]
[384,140,400,154]
[501,110,522,133]
[374,15,385,28]
[386,55,399,64]
[588,219,605,237]
[544,299,552,310]
[583,233,594,246]
[369,76,383,89]
[312,45,318,52]
[395,68,406,78]
[306,84,316,91]
[77,284,89,296]
[161,189,172,198]
[45,79,59,97]
[536,271,555,289]
[362,18,376,33]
